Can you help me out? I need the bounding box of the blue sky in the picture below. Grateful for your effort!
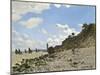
[12,1,95,51]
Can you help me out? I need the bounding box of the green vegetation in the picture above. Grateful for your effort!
[12,55,48,74]
[47,47,55,54]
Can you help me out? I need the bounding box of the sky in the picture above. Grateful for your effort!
[12,1,95,51]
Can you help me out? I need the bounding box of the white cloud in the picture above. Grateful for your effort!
[54,4,62,8]
[47,24,79,47]
[78,24,84,30]
[12,14,21,22]
[12,1,50,15]
[12,29,45,51]
[78,24,83,27]
[23,33,29,38]
[41,28,48,34]
[33,3,50,14]
[12,1,50,22]
[54,4,71,8]
[56,24,68,29]
[56,24,79,35]
[20,17,43,28]
[65,5,71,8]
[47,37,61,47]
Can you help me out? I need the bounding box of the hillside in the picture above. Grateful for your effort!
[48,23,96,54]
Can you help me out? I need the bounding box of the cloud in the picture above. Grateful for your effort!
[56,24,69,29]
[12,1,50,15]
[12,14,21,22]
[20,17,43,28]
[54,4,62,8]
[41,28,48,34]
[33,3,50,14]
[65,5,71,8]
[54,4,71,8]
[12,1,50,22]
[47,37,61,47]
[40,28,54,38]
[12,29,45,51]
[78,23,84,30]
[78,24,83,27]
[56,24,79,35]
[47,24,79,47]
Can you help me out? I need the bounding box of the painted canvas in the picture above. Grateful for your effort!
[11,0,96,74]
